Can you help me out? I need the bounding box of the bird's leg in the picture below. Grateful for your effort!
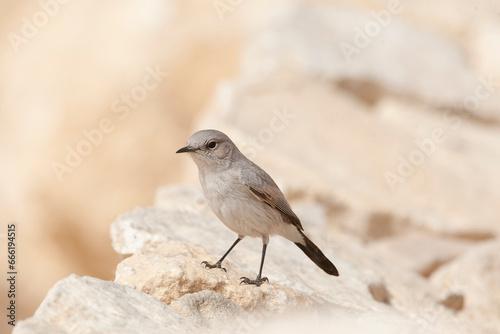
[202,237,242,272]
[241,237,269,286]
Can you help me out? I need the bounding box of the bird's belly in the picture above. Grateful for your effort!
[207,194,281,238]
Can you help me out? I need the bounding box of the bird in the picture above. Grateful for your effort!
[176,129,338,286]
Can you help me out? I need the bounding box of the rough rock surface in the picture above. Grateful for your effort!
[368,232,476,277]
[15,186,500,333]
[111,188,490,333]
[199,73,500,240]
[13,275,199,334]
[241,3,495,116]
[192,2,500,242]
[430,239,500,333]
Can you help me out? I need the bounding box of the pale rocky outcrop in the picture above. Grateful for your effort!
[241,3,488,114]
[198,77,500,241]
[194,2,500,241]
[430,239,500,333]
[108,188,484,333]
[13,275,199,334]
[14,186,499,333]
[368,232,476,277]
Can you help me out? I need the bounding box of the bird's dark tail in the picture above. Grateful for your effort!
[295,233,339,276]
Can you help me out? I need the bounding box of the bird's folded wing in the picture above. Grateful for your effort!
[242,168,303,231]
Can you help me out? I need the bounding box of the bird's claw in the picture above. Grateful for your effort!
[240,276,269,286]
[201,261,227,272]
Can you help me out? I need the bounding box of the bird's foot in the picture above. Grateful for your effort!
[240,275,269,287]
[201,260,227,272]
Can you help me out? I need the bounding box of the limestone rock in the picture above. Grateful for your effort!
[109,190,481,333]
[197,66,500,241]
[155,185,209,213]
[190,2,500,242]
[17,185,495,333]
[170,290,251,334]
[241,3,500,120]
[430,239,500,332]
[468,19,500,81]
[110,205,235,257]
[115,241,320,312]
[13,275,199,334]
[368,232,476,277]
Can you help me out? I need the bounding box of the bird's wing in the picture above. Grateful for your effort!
[241,165,303,231]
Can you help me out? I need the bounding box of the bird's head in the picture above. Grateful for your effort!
[176,129,238,170]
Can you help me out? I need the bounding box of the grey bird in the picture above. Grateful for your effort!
[176,129,338,286]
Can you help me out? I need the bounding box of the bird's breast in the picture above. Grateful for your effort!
[199,170,281,237]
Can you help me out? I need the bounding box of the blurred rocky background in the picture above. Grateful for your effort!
[1,0,500,333]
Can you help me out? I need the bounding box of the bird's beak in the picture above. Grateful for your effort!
[176,146,196,154]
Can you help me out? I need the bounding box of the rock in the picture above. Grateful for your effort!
[468,19,500,82]
[13,275,199,334]
[109,188,483,333]
[115,241,320,311]
[368,232,476,277]
[170,290,251,334]
[259,308,442,334]
[199,73,500,240]
[200,47,500,240]
[241,3,500,121]
[155,185,209,213]
[110,204,236,257]
[430,239,500,332]
[17,186,494,333]
[190,2,500,243]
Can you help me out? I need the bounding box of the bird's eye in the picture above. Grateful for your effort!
[207,141,217,149]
